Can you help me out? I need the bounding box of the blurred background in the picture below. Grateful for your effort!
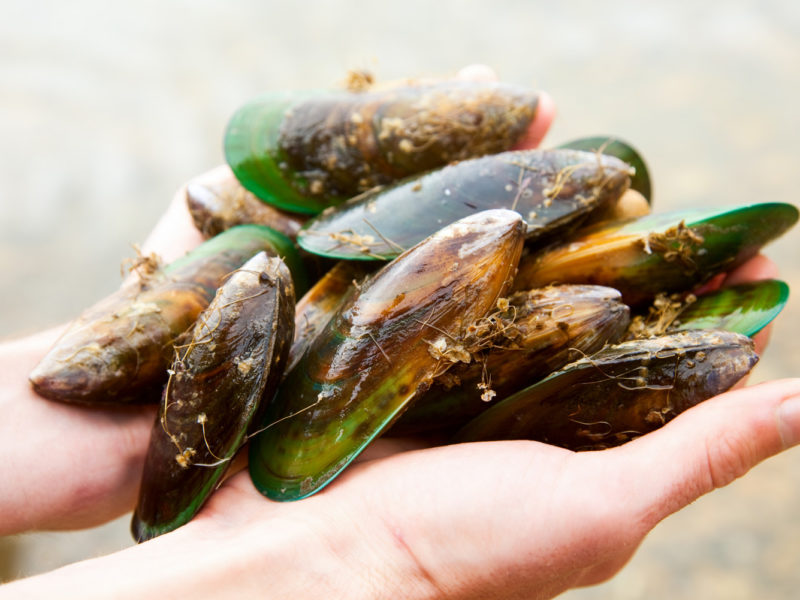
[1,0,798,596]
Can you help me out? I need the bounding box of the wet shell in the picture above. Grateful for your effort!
[298,149,631,261]
[391,285,631,435]
[249,209,526,500]
[132,253,295,542]
[29,225,304,405]
[225,81,539,214]
[557,136,652,202]
[455,330,758,450]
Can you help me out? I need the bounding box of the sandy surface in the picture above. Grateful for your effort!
[1,0,799,596]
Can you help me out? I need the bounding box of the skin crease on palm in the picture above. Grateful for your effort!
[2,66,800,599]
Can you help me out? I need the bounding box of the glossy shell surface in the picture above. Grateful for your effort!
[29,225,301,405]
[456,330,758,449]
[298,149,631,260]
[132,253,295,542]
[249,210,526,500]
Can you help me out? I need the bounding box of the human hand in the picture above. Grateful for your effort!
[6,323,798,599]
[3,66,792,600]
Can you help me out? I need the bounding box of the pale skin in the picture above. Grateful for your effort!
[2,67,800,599]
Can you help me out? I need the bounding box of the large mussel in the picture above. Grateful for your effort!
[514,203,798,305]
[225,81,540,214]
[455,330,758,449]
[249,210,526,500]
[297,148,632,260]
[29,225,305,405]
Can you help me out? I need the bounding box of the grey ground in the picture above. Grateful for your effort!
[1,0,799,596]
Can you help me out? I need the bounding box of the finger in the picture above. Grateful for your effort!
[613,378,800,530]
[723,253,779,286]
[455,64,499,82]
[513,91,557,150]
[751,323,773,357]
[686,254,779,297]
[140,184,204,264]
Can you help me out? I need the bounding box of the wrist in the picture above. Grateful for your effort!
[0,497,432,600]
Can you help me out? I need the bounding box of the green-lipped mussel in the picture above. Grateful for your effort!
[249,209,526,500]
[29,225,305,405]
[455,329,758,450]
[626,279,790,340]
[514,203,799,305]
[224,81,539,214]
[132,253,295,542]
[297,148,632,260]
[391,285,631,436]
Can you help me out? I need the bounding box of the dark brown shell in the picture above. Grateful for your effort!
[29,225,296,405]
[392,285,630,435]
[249,210,526,500]
[132,253,295,542]
[186,165,307,239]
[455,330,758,450]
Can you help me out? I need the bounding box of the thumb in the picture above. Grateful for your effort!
[615,378,800,529]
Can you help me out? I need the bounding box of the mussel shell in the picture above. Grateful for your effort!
[558,136,651,202]
[225,82,539,214]
[514,203,799,305]
[455,329,758,449]
[131,253,295,542]
[249,210,526,500]
[671,279,789,337]
[186,165,307,239]
[391,285,631,435]
[298,149,631,261]
[29,225,304,405]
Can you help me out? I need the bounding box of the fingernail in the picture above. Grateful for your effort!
[777,394,800,448]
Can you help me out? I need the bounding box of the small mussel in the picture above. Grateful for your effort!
[224,81,540,214]
[29,225,304,405]
[455,329,758,450]
[298,148,632,260]
[186,165,307,239]
[132,253,294,542]
[249,209,526,500]
[391,285,631,435]
[557,136,652,202]
[514,203,799,305]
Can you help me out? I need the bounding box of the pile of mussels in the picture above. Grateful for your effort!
[28,80,798,543]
